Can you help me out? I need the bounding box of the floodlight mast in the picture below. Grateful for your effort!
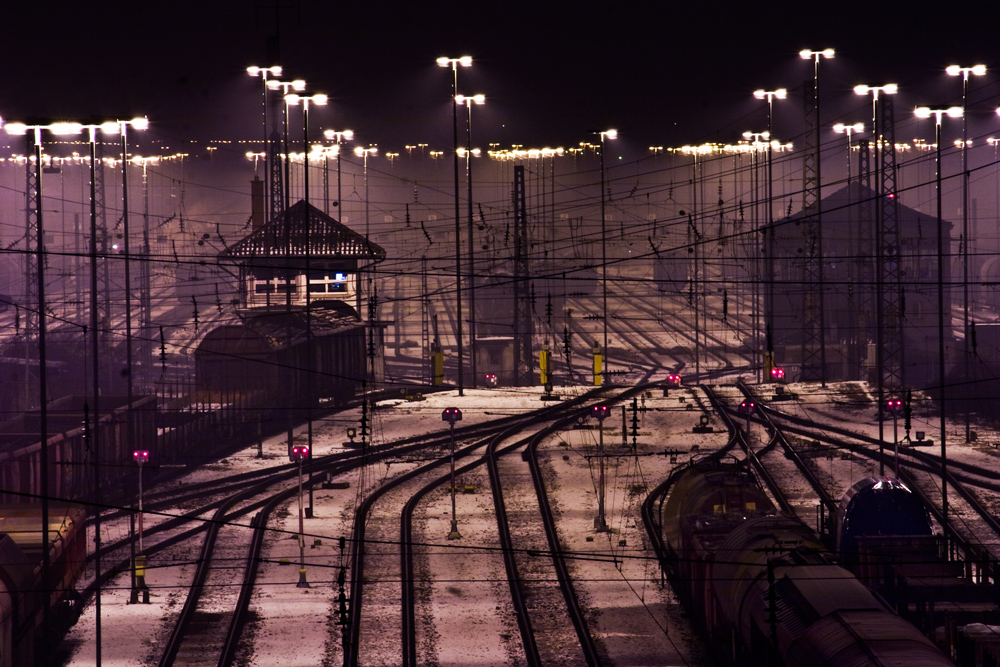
[437,55,473,395]
[913,104,962,528]
[947,64,986,443]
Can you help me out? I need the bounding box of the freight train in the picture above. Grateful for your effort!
[661,459,952,666]
[0,505,86,667]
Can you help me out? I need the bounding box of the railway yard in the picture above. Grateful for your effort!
[0,274,980,667]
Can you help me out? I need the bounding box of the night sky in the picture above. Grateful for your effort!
[4,1,1000,158]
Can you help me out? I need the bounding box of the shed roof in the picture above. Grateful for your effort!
[219,200,386,262]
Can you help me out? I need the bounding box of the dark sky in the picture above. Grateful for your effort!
[4,1,1000,159]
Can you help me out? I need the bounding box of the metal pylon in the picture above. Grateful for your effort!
[24,133,39,339]
[269,128,284,221]
[800,79,825,381]
[857,141,875,377]
[421,256,430,383]
[879,95,904,396]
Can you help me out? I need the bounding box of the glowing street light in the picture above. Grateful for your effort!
[855,82,898,475]
[354,145,378,240]
[247,65,282,221]
[456,93,485,387]
[752,89,786,375]
[914,104,962,525]
[438,55,473,396]
[799,49,834,386]
[833,123,865,183]
[5,119,84,666]
[593,128,617,384]
[324,129,354,217]
[947,64,986,443]
[286,92,326,519]
[267,78,306,211]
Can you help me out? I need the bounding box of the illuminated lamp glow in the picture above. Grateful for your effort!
[947,107,964,117]
[604,129,617,140]
[5,122,27,135]
[914,107,932,119]
[459,56,472,67]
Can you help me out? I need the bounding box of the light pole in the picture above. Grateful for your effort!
[442,408,462,539]
[290,444,311,587]
[438,55,472,396]
[854,83,898,474]
[286,92,327,519]
[592,403,610,532]
[743,131,770,382]
[833,123,865,184]
[353,145,378,241]
[267,78,306,209]
[947,64,986,443]
[354,144,378,374]
[247,65,282,221]
[324,128,354,219]
[4,119,86,666]
[800,49,834,386]
[752,88,786,376]
[456,93,485,388]
[593,129,617,384]
[915,104,962,530]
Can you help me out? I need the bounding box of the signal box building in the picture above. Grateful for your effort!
[769,182,953,386]
[219,200,386,314]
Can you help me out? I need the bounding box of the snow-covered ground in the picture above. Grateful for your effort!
[64,384,716,666]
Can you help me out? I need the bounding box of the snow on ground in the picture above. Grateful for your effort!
[542,387,719,666]
[759,380,1000,552]
[60,384,719,666]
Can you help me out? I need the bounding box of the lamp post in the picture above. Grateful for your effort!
[743,131,770,382]
[592,403,610,532]
[354,144,378,369]
[915,104,962,529]
[593,129,617,384]
[4,119,86,666]
[456,93,485,388]
[267,78,306,209]
[324,129,354,218]
[833,123,865,184]
[247,65,282,221]
[800,49,834,387]
[752,88,786,377]
[854,83,898,475]
[947,64,986,443]
[353,145,378,241]
[286,93,327,519]
[442,408,462,539]
[438,55,472,396]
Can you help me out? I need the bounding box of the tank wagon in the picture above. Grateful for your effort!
[661,459,952,666]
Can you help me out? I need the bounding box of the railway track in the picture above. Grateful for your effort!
[346,388,608,666]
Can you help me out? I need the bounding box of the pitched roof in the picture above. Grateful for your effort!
[219,200,386,261]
